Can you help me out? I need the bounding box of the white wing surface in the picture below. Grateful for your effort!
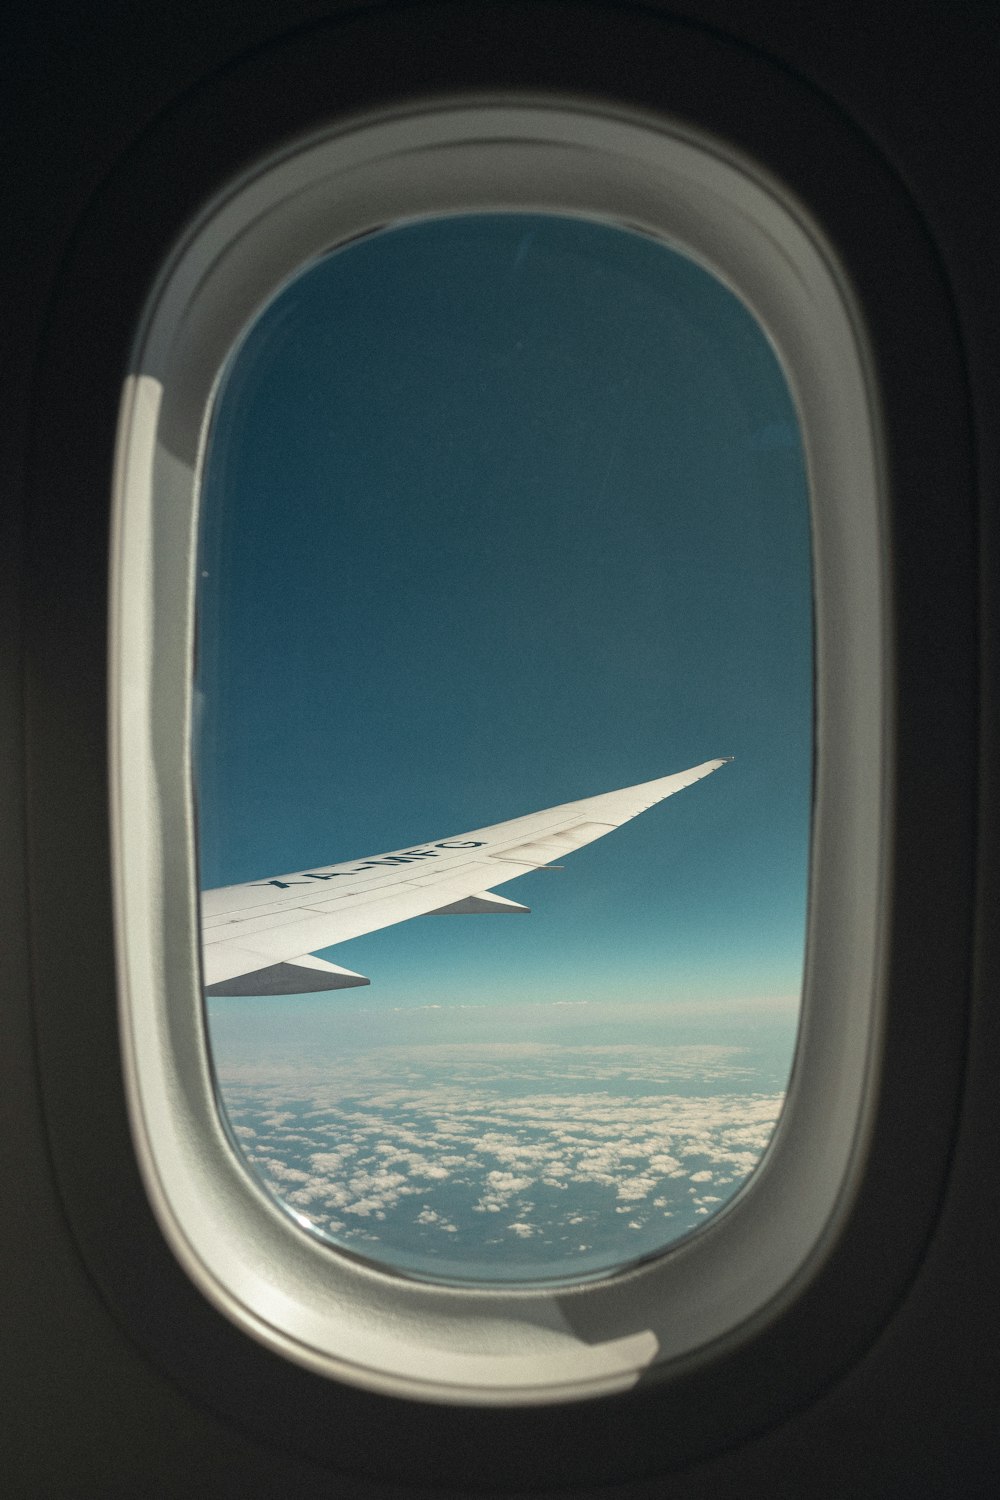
[201,758,731,996]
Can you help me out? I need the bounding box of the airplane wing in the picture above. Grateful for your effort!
[201,757,731,996]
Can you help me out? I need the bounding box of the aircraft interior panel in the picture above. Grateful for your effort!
[3,2,997,1495]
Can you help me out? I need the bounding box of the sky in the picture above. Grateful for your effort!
[195,211,812,1023]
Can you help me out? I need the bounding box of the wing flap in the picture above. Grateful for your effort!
[205,954,370,997]
[426,891,531,915]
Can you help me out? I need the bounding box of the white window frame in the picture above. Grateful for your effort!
[110,97,886,1406]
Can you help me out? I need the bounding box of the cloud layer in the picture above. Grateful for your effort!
[218,1039,786,1282]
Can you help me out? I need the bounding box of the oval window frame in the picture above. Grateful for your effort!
[110,97,885,1406]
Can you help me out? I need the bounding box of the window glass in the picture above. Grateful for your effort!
[196,213,810,1285]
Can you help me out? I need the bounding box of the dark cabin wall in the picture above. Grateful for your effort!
[2,3,997,1494]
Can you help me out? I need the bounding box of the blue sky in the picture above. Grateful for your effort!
[195,213,811,1018]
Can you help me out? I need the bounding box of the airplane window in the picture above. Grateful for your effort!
[195,212,811,1285]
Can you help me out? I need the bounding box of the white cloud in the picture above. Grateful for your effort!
[486,1171,534,1193]
[255,1158,309,1184]
[616,1175,658,1201]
